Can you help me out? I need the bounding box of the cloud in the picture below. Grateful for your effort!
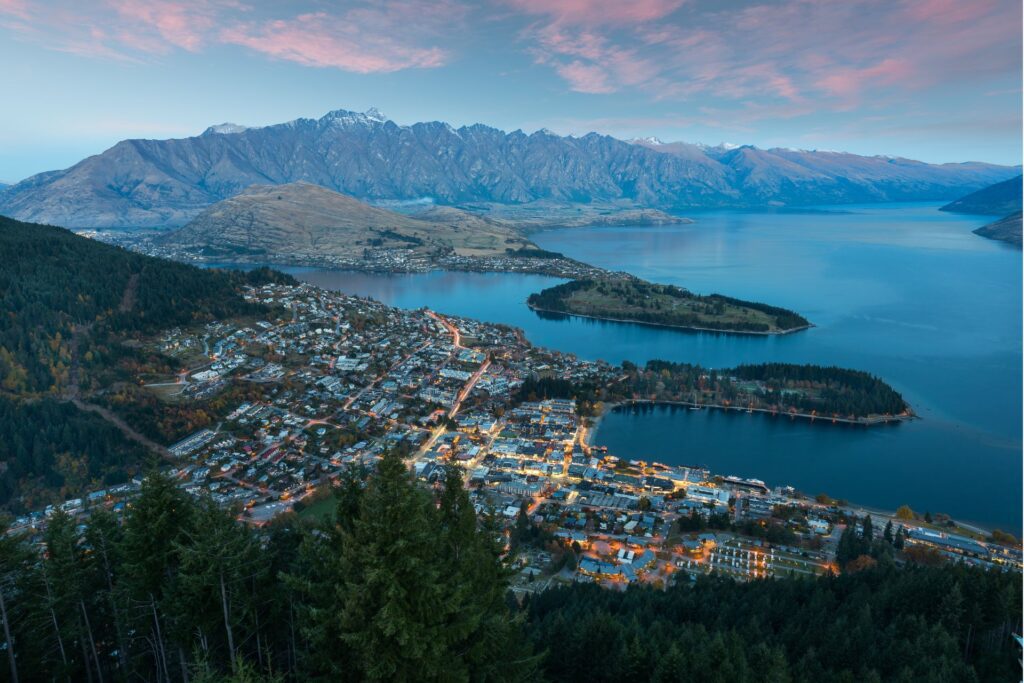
[0,0,29,20]
[510,0,1022,110]
[220,10,449,73]
[553,61,614,94]
[505,0,685,25]
[0,0,457,73]
[106,0,226,53]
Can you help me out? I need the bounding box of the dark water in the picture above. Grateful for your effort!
[288,203,1021,531]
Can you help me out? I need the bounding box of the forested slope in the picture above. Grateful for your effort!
[0,215,293,511]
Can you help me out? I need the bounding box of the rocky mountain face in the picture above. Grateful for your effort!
[1,108,1018,228]
[939,175,1022,215]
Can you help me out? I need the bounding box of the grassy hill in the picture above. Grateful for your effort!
[161,181,535,259]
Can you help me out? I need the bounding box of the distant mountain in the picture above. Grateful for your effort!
[0,108,1018,228]
[160,181,534,259]
[973,211,1022,247]
[939,175,1022,215]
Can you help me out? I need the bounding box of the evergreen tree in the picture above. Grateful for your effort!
[40,510,96,680]
[119,472,196,680]
[0,527,35,683]
[335,450,460,679]
[174,499,263,676]
[436,465,538,681]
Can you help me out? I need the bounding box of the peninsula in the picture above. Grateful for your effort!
[527,278,811,334]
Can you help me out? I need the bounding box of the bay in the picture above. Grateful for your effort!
[289,203,1022,531]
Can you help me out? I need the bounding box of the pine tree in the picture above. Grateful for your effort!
[282,513,350,679]
[174,499,263,676]
[335,450,454,680]
[436,464,538,681]
[39,510,86,679]
[0,527,35,683]
[84,508,131,675]
[894,526,906,551]
[119,472,196,680]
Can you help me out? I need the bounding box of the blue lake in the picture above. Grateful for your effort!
[288,203,1022,531]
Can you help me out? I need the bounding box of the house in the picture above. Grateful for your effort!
[807,517,830,535]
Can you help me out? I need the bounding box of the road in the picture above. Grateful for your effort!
[343,340,432,409]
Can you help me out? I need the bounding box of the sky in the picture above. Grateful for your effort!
[0,0,1021,182]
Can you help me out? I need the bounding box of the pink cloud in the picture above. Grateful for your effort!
[506,0,685,25]
[0,0,29,20]
[221,12,448,73]
[515,0,1020,107]
[0,0,459,73]
[555,61,614,94]
[816,58,915,99]
[107,0,219,52]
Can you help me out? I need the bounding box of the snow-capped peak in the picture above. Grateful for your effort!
[203,123,249,136]
[632,136,664,146]
[321,107,390,127]
[364,107,387,123]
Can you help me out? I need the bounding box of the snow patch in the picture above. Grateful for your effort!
[203,123,250,136]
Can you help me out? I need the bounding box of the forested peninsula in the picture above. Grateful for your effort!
[527,279,811,334]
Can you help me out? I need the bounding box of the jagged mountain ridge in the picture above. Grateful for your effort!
[0,108,1018,228]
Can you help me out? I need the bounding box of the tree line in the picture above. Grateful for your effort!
[622,360,908,417]
[0,452,1019,682]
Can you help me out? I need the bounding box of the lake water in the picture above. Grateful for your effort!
[288,203,1022,531]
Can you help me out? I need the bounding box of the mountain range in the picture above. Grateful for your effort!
[0,108,1018,229]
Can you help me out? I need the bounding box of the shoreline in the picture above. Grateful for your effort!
[611,398,915,426]
[583,401,1004,535]
[526,302,813,336]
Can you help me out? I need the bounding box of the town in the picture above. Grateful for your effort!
[9,281,1022,587]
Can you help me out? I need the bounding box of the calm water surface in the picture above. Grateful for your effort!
[288,204,1021,531]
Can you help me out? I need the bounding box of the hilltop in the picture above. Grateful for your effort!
[0,108,1016,228]
[160,181,535,259]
